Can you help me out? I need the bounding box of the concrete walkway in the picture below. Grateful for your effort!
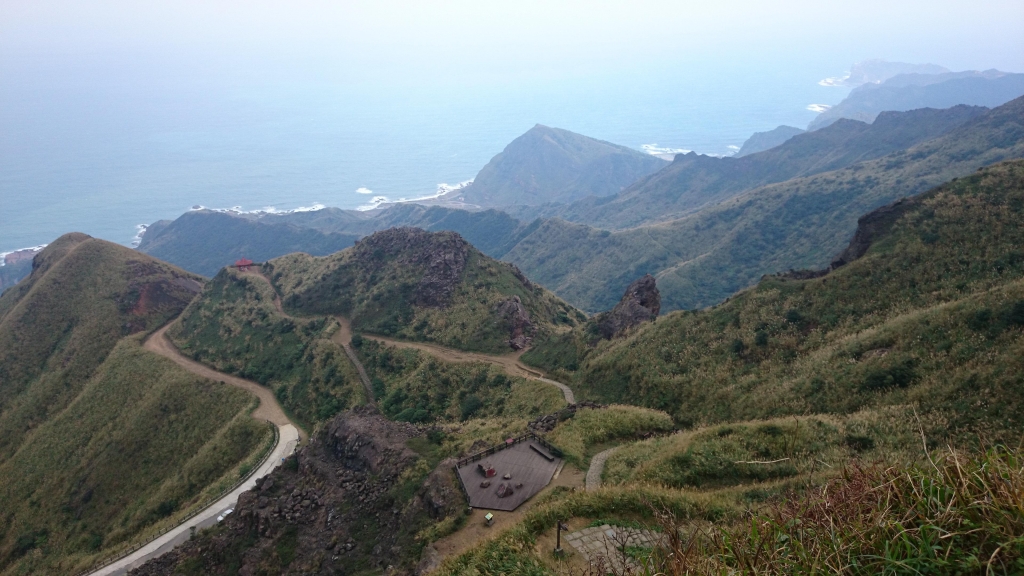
[585,446,620,491]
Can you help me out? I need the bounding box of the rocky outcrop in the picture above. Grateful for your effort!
[528,401,605,434]
[494,295,534,350]
[780,194,926,281]
[131,406,461,576]
[353,227,469,308]
[594,274,661,339]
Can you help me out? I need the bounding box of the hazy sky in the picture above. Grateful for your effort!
[3,0,1022,86]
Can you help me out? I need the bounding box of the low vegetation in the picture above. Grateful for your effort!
[269,228,581,353]
[602,411,920,490]
[558,161,1024,450]
[170,269,365,429]
[661,446,1024,574]
[0,337,272,576]
[355,338,564,424]
[545,406,674,467]
[442,445,1024,575]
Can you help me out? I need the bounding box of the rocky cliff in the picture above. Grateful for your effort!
[132,407,461,576]
[594,274,661,339]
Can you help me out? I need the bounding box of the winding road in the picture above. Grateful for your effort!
[86,327,301,576]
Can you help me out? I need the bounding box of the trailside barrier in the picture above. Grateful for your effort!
[455,432,562,469]
[452,432,563,506]
[72,424,281,576]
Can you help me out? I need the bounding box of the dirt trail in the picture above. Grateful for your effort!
[355,326,576,404]
[242,269,573,405]
[144,325,301,434]
[585,446,620,491]
[241,270,377,404]
[328,318,377,405]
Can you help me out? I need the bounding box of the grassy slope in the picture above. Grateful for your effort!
[0,234,205,464]
[437,162,1024,576]
[561,161,1024,444]
[269,228,582,353]
[505,96,1024,312]
[558,104,988,230]
[0,235,272,575]
[169,269,365,429]
[354,338,564,424]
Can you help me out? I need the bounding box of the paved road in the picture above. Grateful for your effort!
[90,424,299,576]
[85,327,303,576]
[586,446,620,491]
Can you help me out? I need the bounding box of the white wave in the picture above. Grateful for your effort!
[189,203,326,216]
[0,244,47,266]
[355,187,374,195]
[642,143,692,156]
[354,180,474,211]
[132,224,148,247]
[818,74,850,87]
[806,104,832,113]
[356,196,391,211]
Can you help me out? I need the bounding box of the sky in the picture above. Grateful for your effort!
[3,0,1023,87]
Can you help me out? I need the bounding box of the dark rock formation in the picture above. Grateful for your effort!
[353,227,469,308]
[780,193,926,281]
[528,401,605,434]
[594,274,661,339]
[494,295,534,350]
[131,406,461,576]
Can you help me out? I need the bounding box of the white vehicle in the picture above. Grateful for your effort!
[216,508,234,522]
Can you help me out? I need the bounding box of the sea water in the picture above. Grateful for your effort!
[0,56,850,255]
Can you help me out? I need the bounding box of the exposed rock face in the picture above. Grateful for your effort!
[131,407,461,576]
[353,227,469,308]
[595,274,661,339]
[494,295,534,350]
[528,401,605,434]
[830,196,922,269]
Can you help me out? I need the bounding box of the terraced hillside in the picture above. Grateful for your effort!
[0,234,272,576]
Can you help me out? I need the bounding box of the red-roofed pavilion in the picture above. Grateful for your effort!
[235,258,253,271]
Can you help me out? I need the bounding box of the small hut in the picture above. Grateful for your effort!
[234,258,253,272]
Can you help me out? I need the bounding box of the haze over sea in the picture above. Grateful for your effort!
[1,57,851,253]
[3,0,1021,255]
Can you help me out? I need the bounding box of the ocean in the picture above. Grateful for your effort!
[0,56,850,258]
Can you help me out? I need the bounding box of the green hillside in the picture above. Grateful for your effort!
[0,235,272,575]
[555,160,1024,443]
[553,104,987,229]
[458,124,668,206]
[139,210,360,277]
[168,268,366,429]
[169,227,581,428]
[506,95,1024,311]
[270,227,582,352]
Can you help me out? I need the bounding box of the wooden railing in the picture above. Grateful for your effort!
[72,424,281,576]
[452,432,564,506]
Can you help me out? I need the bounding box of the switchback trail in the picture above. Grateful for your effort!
[243,269,573,405]
[585,446,620,491]
[87,326,302,576]
[337,316,576,405]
